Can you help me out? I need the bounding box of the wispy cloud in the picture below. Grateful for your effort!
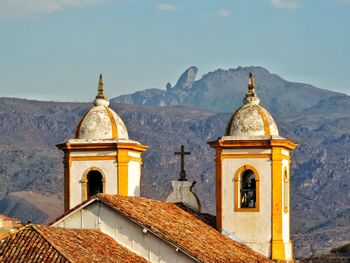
[269,0,300,10]
[157,3,177,11]
[215,9,231,18]
[0,0,100,20]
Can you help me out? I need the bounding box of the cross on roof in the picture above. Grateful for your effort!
[174,145,191,181]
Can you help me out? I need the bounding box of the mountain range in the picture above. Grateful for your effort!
[0,66,349,259]
[114,66,342,114]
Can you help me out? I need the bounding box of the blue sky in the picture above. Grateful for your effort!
[0,0,349,101]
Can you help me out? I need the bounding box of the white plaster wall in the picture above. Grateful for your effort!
[53,202,194,263]
[221,155,272,257]
[128,151,141,158]
[70,151,117,157]
[128,160,141,196]
[281,149,289,156]
[166,181,200,212]
[222,149,271,154]
[70,159,118,209]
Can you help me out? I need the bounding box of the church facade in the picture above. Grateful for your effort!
[0,73,296,262]
[209,73,297,261]
[56,74,148,211]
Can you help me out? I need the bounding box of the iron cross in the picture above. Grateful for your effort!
[174,145,191,181]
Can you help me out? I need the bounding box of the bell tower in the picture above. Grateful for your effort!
[57,74,148,212]
[208,73,297,261]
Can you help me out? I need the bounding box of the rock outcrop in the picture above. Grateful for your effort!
[173,66,198,90]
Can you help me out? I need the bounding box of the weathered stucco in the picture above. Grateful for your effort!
[70,159,118,208]
[225,104,279,138]
[166,181,200,212]
[221,153,272,256]
[53,202,194,263]
[78,104,128,140]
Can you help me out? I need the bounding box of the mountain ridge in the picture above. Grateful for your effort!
[114,66,345,114]
[0,67,349,259]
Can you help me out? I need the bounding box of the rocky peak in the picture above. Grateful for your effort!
[174,66,198,90]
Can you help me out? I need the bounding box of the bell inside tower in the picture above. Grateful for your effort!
[240,170,256,208]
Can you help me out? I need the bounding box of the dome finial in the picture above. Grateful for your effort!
[248,72,255,90]
[96,73,106,100]
[93,73,110,107]
[243,72,260,105]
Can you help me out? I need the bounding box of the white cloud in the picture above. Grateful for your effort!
[269,0,300,10]
[157,3,177,11]
[216,9,231,18]
[0,0,100,20]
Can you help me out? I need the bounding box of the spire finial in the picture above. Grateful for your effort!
[248,72,255,90]
[96,73,106,100]
[243,72,260,105]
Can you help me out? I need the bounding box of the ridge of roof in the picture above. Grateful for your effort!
[0,224,69,262]
[96,194,271,263]
[0,224,148,263]
[0,223,31,241]
[50,194,271,262]
[32,225,72,262]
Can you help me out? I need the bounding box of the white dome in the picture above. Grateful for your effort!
[75,74,129,140]
[225,73,279,139]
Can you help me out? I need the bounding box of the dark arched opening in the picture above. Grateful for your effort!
[87,170,103,198]
[240,170,256,208]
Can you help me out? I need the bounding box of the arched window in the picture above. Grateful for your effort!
[240,170,256,208]
[82,167,106,200]
[87,170,103,198]
[234,165,260,212]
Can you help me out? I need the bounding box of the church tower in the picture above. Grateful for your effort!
[57,75,148,212]
[208,73,297,261]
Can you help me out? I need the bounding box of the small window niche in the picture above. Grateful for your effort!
[82,167,106,200]
[234,165,260,212]
[87,170,103,198]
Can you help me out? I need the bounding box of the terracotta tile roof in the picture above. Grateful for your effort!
[96,194,271,263]
[0,214,22,228]
[0,224,147,263]
[0,214,12,220]
[175,203,217,228]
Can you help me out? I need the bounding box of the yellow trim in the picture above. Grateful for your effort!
[58,140,147,212]
[71,156,117,161]
[117,149,129,196]
[234,165,260,212]
[284,168,289,213]
[209,137,296,261]
[208,138,298,150]
[104,106,118,138]
[215,147,222,230]
[271,146,291,261]
[57,142,148,152]
[63,153,71,212]
[258,108,271,136]
[222,153,271,159]
[270,139,298,150]
[81,166,106,201]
